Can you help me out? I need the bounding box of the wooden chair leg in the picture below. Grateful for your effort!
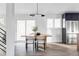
[26,43,28,51]
[35,41,37,51]
[26,39,28,51]
[44,43,46,50]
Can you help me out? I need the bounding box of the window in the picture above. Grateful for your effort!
[17,20,25,41]
[55,18,61,28]
[47,19,53,35]
[26,20,35,35]
[47,18,61,29]
[17,20,35,41]
[47,19,53,28]
[66,21,79,33]
[74,21,79,33]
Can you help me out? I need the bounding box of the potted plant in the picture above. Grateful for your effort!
[32,26,38,34]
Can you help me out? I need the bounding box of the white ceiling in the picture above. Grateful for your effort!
[1,3,79,16]
[15,3,79,15]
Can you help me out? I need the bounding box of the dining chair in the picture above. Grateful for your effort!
[36,34,47,51]
[26,36,35,51]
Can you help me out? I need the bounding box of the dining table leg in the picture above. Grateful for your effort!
[35,41,37,51]
[26,43,28,51]
[33,40,35,51]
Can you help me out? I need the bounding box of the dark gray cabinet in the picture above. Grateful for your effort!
[62,13,79,44]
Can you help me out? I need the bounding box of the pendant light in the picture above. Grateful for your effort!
[30,3,45,17]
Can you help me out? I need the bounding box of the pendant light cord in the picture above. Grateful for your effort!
[37,3,38,15]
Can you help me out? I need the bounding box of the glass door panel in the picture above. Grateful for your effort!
[66,21,79,44]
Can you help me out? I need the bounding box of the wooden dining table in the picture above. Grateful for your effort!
[21,34,52,51]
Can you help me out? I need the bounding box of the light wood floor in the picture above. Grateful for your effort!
[15,42,78,56]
